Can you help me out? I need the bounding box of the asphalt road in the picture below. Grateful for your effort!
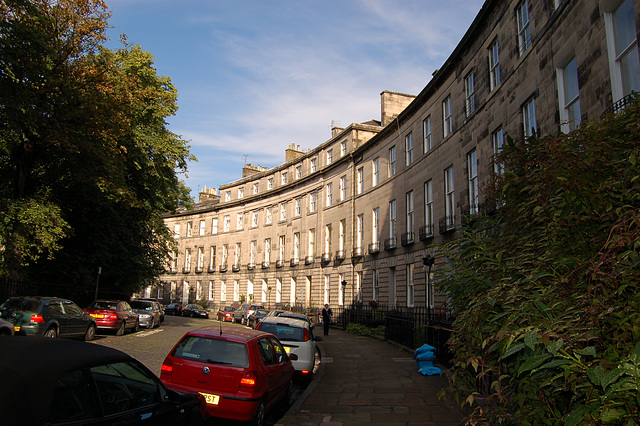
[89,314,311,425]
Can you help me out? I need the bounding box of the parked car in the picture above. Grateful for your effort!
[0,336,209,425]
[130,299,162,328]
[256,316,322,377]
[84,300,139,336]
[234,303,265,325]
[160,324,297,425]
[248,308,270,328]
[182,304,209,318]
[274,311,313,326]
[138,299,165,323]
[216,306,236,322]
[164,303,183,316]
[0,317,14,335]
[0,296,96,340]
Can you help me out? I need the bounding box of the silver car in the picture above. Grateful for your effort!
[130,300,162,328]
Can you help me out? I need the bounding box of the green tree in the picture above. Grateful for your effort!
[436,100,640,424]
[0,0,193,295]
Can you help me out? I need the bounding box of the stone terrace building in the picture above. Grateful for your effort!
[150,0,640,310]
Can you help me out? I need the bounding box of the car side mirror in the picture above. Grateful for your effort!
[288,353,299,361]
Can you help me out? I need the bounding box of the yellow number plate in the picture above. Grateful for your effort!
[13,326,20,332]
[90,314,104,318]
[199,392,220,405]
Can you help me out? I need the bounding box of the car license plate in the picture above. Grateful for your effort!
[199,392,220,405]
[284,346,290,354]
[90,314,104,318]
[13,326,20,332]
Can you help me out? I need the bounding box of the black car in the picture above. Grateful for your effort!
[164,303,182,316]
[181,304,209,318]
[0,337,210,425]
[247,308,270,328]
[0,296,96,340]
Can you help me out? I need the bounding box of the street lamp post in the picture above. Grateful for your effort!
[422,255,435,309]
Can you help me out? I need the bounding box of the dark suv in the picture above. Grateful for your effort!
[233,303,265,325]
[0,296,97,340]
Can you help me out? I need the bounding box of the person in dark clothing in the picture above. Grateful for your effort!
[321,304,332,336]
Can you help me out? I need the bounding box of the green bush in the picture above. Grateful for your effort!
[436,99,640,424]
[347,323,385,336]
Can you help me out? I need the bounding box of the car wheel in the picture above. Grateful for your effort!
[252,401,265,426]
[116,321,126,336]
[132,319,140,333]
[44,327,57,338]
[84,324,96,341]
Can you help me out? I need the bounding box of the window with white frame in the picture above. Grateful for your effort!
[406,191,414,237]
[407,263,415,307]
[405,132,413,166]
[468,150,479,214]
[199,220,205,236]
[357,213,364,249]
[235,243,241,266]
[372,269,379,300]
[372,207,380,244]
[221,280,226,302]
[267,178,273,190]
[326,183,333,206]
[294,232,300,260]
[197,247,204,270]
[222,244,228,267]
[237,213,243,230]
[424,180,433,236]
[339,219,345,252]
[223,215,230,232]
[265,207,272,225]
[280,203,287,221]
[340,140,347,157]
[492,128,505,175]
[247,279,254,299]
[209,246,216,269]
[170,251,176,272]
[309,192,317,213]
[357,167,364,194]
[234,280,239,302]
[252,211,258,228]
[605,0,640,102]
[423,116,432,154]
[279,235,285,261]
[308,229,315,258]
[296,165,302,179]
[324,224,332,255]
[326,150,333,165]
[389,146,396,177]
[389,199,396,239]
[324,275,330,305]
[264,238,271,264]
[173,224,180,238]
[295,198,301,216]
[253,182,259,195]
[372,157,380,186]
[443,96,452,137]
[517,0,531,55]
[465,72,476,116]
[275,279,282,303]
[356,271,362,302]
[310,158,317,173]
[250,240,257,264]
[338,273,344,306]
[489,41,501,90]
[281,172,288,185]
[225,191,231,202]
[211,218,217,235]
[339,176,346,201]
[238,187,244,199]
[186,221,192,237]
[208,281,214,301]
[558,57,581,132]
[445,166,455,228]
[523,97,538,137]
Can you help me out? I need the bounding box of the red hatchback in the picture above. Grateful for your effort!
[84,299,140,336]
[160,324,296,425]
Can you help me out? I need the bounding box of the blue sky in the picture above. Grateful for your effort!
[104,0,485,200]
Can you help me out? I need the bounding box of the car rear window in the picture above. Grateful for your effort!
[1,298,41,312]
[172,336,249,368]
[259,323,304,342]
[89,301,118,310]
[130,301,153,310]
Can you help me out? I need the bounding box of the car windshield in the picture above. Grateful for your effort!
[224,307,234,312]
[255,309,269,315]
[259,323,305,342]
[1,298,40,312]
[89,301,118,310]
[173,336,249,368]
[130,301,153,310]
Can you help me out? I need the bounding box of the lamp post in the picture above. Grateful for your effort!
[422,255,435,308]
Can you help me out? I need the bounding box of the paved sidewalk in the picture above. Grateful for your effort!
[276,328,462,425]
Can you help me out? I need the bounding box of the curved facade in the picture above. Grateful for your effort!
[153,0,640,310]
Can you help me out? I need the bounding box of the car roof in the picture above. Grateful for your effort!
[185,324,275,342]
[0,337,134,423]
[259,315,309,328]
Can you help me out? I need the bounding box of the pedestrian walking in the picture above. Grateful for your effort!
[321,304,332,336]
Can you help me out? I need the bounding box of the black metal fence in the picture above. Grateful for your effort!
[331,304,456,365]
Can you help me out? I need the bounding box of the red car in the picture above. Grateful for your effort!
[216,306,235,322]
[84,299,140,336]
[160,324,297,425]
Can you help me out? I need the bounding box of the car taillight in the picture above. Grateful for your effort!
[106,312,118,320]
[30,314,45,323]
[240,371,257,388]
[160,358,173,377]
[303,328,309,342]
[300,370,310,375]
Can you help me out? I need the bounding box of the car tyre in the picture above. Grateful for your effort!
[116,321,126,336]
[252,401,265,426]
[132,319,140,333]
[44,327,57,338]
[84,324,96,341]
